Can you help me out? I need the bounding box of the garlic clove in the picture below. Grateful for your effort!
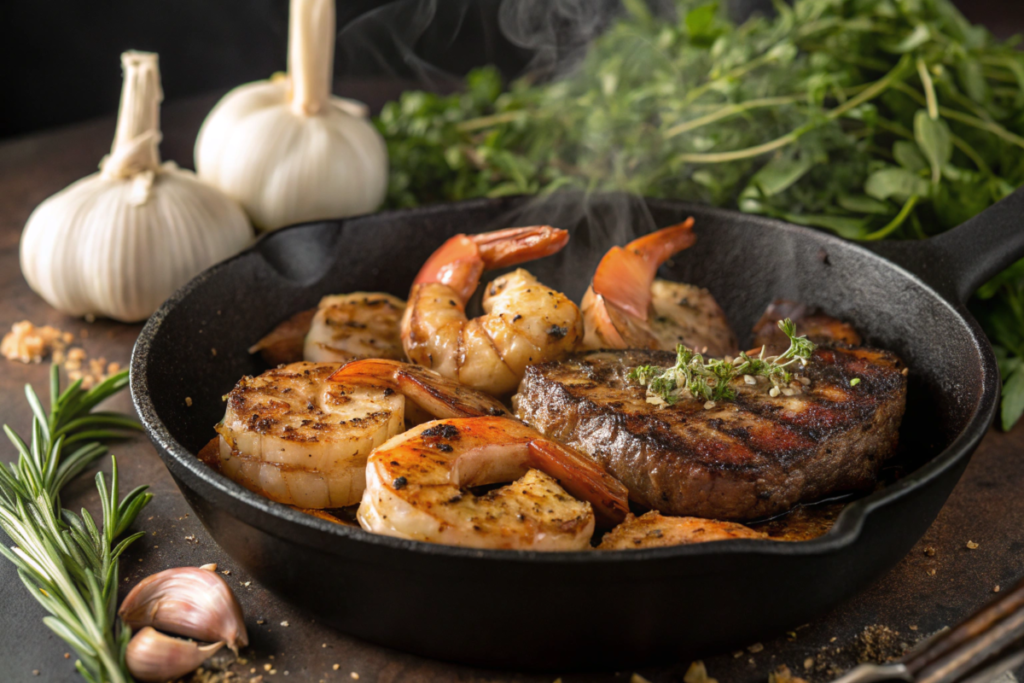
[126,626,224,683]
[119,565,248,653]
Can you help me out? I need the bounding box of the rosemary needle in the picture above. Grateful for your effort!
[0,365,150,683]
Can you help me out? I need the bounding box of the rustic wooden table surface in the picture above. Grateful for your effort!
[3,80,1024,683]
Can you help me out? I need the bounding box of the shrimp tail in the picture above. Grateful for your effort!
[527,439,629,527]
[413,226,569,304]
[248,307,317,365]
[328,359,510,419]
[591,218,695,321]
[469,225,569,269]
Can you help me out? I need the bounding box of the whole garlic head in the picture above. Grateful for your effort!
[19,52,252,323]
[195,0,388,231]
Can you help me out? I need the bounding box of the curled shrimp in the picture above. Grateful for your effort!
[402,226,584,396]
[213,360,508,509]
[581,219,738,358]
[358,416,629,550]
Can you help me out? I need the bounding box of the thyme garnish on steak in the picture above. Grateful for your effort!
[628,319,816,405]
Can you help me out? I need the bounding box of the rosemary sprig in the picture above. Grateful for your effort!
[0,366,150,683]
[629,318,816,405]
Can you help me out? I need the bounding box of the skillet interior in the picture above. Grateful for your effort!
[131,194,993,668]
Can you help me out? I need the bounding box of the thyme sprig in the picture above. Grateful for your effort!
[0,366,150,683]
[628,318,816,405]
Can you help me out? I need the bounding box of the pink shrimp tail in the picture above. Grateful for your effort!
[527,439,629,527]
[413,226,569,304]
[592,218,696,321]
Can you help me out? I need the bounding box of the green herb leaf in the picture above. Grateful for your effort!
[746,154,815,197]
[1001,360,1024,431]
[914,110,953,184]
[865,167,930,201]
[893,141,929,173]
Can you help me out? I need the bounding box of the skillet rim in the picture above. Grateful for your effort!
[130,196,999,565]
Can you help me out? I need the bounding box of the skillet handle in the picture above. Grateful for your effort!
[866,186,1024,303]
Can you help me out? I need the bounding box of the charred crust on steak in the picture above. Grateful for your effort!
[514,346,907,520]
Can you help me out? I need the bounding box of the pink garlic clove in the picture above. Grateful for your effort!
[125,627,223,682]
[119,565,248,653]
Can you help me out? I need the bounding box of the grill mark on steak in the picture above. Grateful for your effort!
[514,346,907,520]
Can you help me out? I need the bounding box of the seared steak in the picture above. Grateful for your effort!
[514,347,907,520]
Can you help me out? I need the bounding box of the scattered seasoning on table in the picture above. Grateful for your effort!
[186,396,193,406]
[995,585,1002,592]
[683,661,718,683]
[769,665,809,683]
[748,643,765,653]
[280,621,289,627]
[924,546,936,556]
[966,540,979,549]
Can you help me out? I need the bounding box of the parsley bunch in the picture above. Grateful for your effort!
[374,0,1024,429]
[628,318,816,404]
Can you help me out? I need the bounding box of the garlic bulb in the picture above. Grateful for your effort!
[125,627,224,683]
[195,0,388,231]
[19,51,252,323]
[118,564,248,653]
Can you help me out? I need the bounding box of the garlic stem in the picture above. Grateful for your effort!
[288,0,335,117]
[101,51,162,179]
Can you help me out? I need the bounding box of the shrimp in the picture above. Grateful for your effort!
[581,219,738,358]
[214,360,508,509]
[598,511,765,550]
[358,416,630,550]
[248,292,406,365]
[402,226,584,396]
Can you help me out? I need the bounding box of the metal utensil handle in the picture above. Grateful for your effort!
[866,185,1024,304]
[902,576,1024,683]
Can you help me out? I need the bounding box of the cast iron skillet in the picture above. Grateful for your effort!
[131,189,1024,670]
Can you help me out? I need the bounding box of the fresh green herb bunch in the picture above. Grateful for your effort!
[628,317,817,404]
[0,366,150,683]
[375,0,1024,428]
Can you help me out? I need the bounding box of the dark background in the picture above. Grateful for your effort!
[0,0,1021,140]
